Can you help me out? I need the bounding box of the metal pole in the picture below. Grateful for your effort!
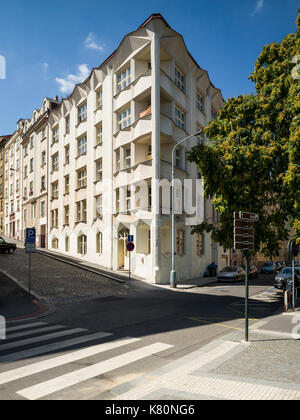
[28,252,32,297]
[292,257,295,310]
[170,130,203,289]
[129,251,131,282]
[245,250,249,342]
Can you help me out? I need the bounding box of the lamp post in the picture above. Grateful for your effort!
[170,130,203,288]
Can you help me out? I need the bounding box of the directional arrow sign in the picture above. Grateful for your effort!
[239,212,259,222]
[234,234,254,243]
[234,227,254,236]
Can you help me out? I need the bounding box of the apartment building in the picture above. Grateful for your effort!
[21,97,59,248]
[47,14,229,284]
[0,135,11,234]
[3,126,24,239]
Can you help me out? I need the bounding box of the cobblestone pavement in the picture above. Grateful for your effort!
[0,250,132,305]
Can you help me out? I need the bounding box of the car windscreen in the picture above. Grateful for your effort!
[282,268,292,275]
[220,267,237,273]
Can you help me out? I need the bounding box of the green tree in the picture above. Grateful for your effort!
[189,9,300,258]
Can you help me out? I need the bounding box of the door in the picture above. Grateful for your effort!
[40,225,46,249]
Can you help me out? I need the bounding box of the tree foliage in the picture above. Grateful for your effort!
[189,9,300,257]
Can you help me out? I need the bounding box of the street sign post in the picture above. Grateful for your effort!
[288,240,299,310]
[25,228,36,296]
[126,241,135,281]
[234,212,259,342]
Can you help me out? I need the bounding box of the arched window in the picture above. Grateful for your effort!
[52,237,58,250]
[96,232,103,255]
[78,234,87,255]
[65,236,70,252]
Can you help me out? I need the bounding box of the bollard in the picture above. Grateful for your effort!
[284,291,288,312]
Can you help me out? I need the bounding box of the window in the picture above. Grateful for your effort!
[41,151,46,166]
[124,147,131,169]
[29,181,34,196]
[24,166,28,179]
[77,167,87,189]
[64,175,70,194]
[78,135,87,156]
[95,195,103,219]
[95,159,103,182]
[41,200,45,218]
[175,67,185,92]
[65,116,70,134]
[196,233,205,256]
[196,128,205,145]
[175,148,182,169]
[176,230,185,256]
[52,237,59,249]
[31,203,36,219]
[76,200,87,223]
[96,88,103,109]
[52,182,59,199]
[78,235,87,255]
[30,158,34,173]
[51,209,58,228]
[30,135,34,149]
[65,236,70,252]
[78,102,87,123]
[96,124,103,146]
[42,127,47,140]
[118,108,131,130]
[117,67,131,92]
[41,176,46,192]
[196,91,205,113]
[52,127,59,144]
[64,205,69,225]
[126,186,131,211]
[175,106,185,129]
[115,149,120,172]
[65,145,70,164]
[96,232,103,254]
[52,154,59,172]
[24,144,28,157]
[211,107,218,120]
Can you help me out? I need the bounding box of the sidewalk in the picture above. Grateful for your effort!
[109,311,300,400]
[2,236,217,289]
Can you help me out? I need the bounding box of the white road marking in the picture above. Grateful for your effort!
[7,325,66,340]
[6,322,47,333]
[17,342,173,400]
[0,336,140,385]
[0,328,87,352]
[0,332,112,363]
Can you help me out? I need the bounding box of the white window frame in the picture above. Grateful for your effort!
[175,105,185,130]
[117,67,131,93]
[175,66,185,92]
[118,108,131,130]
[77,135,87,156]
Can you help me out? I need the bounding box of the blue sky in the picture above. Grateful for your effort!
[0,0,299,134]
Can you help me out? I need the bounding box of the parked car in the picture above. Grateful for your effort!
[274,267,300,290]
[241,264,258,279]
[261,262,277,274]
[249,265,258,279]
[217,266,245,283]
[0,236,16,254]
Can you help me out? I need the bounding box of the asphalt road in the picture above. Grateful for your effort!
[0,263,283,400]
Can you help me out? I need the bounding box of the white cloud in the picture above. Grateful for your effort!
[251,0,264,16]
[85,32,105,52]
[55,64,90,94]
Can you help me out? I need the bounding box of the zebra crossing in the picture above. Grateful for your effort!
[0,320,173,400]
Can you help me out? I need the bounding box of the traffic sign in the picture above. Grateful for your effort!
[26,228,36,244]
[25,228,36,254]
[127,242,135,252]
[234,227,254,236]
[128,235,134,243]
[239,212,259,222]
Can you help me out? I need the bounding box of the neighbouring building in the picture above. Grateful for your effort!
[47,14,229,284]
[20,97,60,248]
[0,135,11,234]
[3,123,24,240]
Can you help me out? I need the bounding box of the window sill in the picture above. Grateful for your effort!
[75,186,87,192]
[76,152,87,160]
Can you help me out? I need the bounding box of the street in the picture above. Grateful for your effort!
[0,249,291,400]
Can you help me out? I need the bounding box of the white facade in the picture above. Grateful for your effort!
[46,15,229,284]
[3,125,23,240]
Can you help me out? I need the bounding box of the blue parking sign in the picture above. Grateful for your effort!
[26,228,36,244]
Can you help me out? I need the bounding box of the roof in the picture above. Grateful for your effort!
[54,13,223,112]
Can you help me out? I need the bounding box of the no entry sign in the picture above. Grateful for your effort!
[127,242,135,252]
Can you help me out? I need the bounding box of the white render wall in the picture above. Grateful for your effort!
[46,16,229,284]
